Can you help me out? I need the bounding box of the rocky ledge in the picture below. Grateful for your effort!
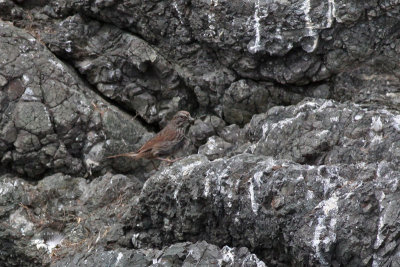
[1,0,400,266]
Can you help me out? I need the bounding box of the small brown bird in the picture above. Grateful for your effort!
[107,110,194,167]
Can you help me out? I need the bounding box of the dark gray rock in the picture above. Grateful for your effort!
[0,172,142,266]
[59,0,400,88]
[39,14,196,124]
[129,152,400,266]
[219,124,243,144]
[332,60,400,109]
[188,115,226,147]
[2,0,400,266]
[0,171,266,267]
[4,0,399,117]
[0,21,151,178]
[222,79,303,125]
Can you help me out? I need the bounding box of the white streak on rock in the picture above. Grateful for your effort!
[330,116,339,122]
[65,40,72,53]
[21,87,40,101]
[249,179,258,214]
[301,0,318,52]
[317,166,340,195]
[372,191,386,266]
[354,114,363,121]
[371,116,383,132]
[22,74,30,84]
[202,159,230,198]
[132,233,141,248]
[85,158,99,168]
[48,59,64,71]
[275,113,303,130]
[204,170,211,197]
[326,0,336,28]
[172,1,184,24]
[312,194,339,265]
[95,231,101,243]
[307,190,315,200]
[249,0,262,54]
[299,100,321,110]
[317,129,330,137]
[370,116,383,144]
[221,246,235,264]
[115,252,123,265]
[253,171,263,186]
[78,60,93,71]
[374,191,386,249]
[392,115,400,131]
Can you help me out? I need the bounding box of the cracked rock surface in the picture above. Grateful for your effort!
[1,0,400,266]
[0,21,152,178]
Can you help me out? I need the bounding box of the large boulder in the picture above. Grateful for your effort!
[0,21,151,178]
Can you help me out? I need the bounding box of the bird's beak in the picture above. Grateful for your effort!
[189,116,195,124]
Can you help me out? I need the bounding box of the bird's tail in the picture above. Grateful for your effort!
[106,152,138,159]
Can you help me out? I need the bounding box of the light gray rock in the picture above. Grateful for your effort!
[247,99,400,166]
[198,136,233,160]
[51,241,266,267]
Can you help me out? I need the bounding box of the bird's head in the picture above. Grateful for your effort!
[171,110,195,128]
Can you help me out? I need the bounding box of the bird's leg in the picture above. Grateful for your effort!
[156,157,182,164]
[156,157,175,163]
[151,160,158,170]
[169,157,181,163]
[166,156,174,166]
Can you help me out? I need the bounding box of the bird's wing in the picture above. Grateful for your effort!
[136,126,178,154]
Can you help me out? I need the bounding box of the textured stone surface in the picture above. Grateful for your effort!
[51,241,266,267]
[130,151,400,266]
[1,0,400,266]
[39,14,196,124]
[222,79,302,125]
[247,99,400,166]
[0,21,151,178]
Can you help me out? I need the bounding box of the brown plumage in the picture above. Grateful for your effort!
[106,110,194,166]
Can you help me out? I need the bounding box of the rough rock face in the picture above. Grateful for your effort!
[40,14,197,125]
[1,0,400,266]
[247,99,400,166]
[52,241,266,267]
[0,21,154,178]
[130,154,391,266]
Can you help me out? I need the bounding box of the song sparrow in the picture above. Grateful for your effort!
[107,110,194,166]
